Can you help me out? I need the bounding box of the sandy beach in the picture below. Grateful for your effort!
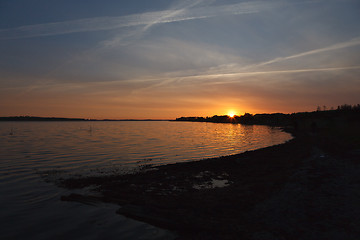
[60,124,360,239]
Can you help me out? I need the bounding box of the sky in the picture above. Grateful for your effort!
[1,0,360,119]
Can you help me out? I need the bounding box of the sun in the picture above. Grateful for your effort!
[227,111,237,118]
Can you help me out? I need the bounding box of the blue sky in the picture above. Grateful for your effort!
[1,0,360,118]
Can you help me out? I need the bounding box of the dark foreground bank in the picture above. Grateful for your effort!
[60,123,360,239]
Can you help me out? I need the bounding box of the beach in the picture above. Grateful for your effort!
[60,121,360,239]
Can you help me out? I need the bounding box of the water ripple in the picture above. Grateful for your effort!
[0,121,291,239]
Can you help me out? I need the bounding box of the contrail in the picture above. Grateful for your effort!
[0,1,276,40]
[243,37,360,70]
[163,66,360,83]
[2,65,358,93]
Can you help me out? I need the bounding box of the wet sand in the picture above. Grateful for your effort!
[60,127,360,239]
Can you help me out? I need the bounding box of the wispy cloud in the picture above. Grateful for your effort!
[145,66,360,87]
[136,36,360,85]
[0,1,277,40]
[141,0,205,32]
[101,0,209,47]
[203,66,360,84]
[243,36,360,70]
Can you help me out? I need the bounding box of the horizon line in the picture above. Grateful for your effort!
[2,106,356,121]
[0,116,172,121]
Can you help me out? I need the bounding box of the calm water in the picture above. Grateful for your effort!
[0,121,292,239]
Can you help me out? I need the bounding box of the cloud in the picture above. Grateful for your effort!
[243,36,360,70]
[151,36,360,83]
[101,0,209,47]
[141,66,360,88]
[0,1,278,40]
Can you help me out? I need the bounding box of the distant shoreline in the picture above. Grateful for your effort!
[0,116,170,121]
[2,105,359,124]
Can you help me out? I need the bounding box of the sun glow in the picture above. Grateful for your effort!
[227,111,237,118]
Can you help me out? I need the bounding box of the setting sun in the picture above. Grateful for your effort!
[227,111,237,118]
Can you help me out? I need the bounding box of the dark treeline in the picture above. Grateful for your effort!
[176,104,360,127]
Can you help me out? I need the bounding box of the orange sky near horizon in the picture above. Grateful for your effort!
[0,86,332,120]
[1,1,360,119]
[1,64,359,119]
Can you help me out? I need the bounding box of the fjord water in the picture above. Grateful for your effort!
[0,121,292,239]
